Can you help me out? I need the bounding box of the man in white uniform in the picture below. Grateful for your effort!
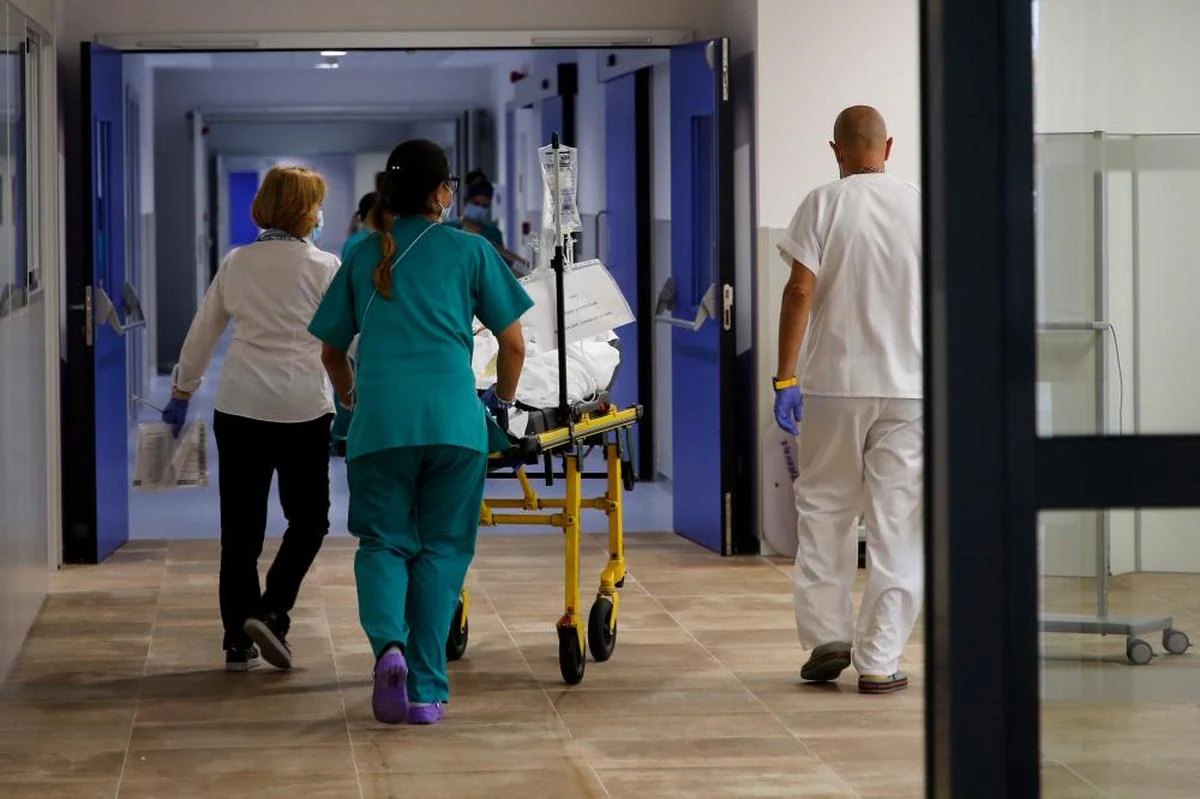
[772,106,923,694]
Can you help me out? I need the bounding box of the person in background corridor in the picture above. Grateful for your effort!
[162,166,340,673]
[342,191,377,262]
[772,106,924,695]
[310,140,531,726]
[444,170,528,273]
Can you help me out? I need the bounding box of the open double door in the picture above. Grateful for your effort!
[64,39,751,563]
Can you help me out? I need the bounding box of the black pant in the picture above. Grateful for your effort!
[213,410,334,650]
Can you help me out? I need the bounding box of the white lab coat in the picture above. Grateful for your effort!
[174,240,340,423]
[779,173,924,677]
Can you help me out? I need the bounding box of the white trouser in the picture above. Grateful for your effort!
[792,396,924,676]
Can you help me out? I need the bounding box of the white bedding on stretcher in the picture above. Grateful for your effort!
[472,327,621,435]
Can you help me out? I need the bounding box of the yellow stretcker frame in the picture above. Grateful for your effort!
[445,401,642,685]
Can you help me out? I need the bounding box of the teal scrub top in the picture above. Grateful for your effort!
[445,218,506,254]
[340,228,371,262]
[308,217,533,461]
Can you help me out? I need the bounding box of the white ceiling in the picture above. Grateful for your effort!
[144,49,541,72]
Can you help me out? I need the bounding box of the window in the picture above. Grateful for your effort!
[24,28,40,295]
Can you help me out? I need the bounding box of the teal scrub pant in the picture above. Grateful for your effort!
[347,445,487,703]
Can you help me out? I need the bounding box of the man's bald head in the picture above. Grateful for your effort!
[829,105,892,176]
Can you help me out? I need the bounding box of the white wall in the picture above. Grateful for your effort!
[353,152,387,204]
[1,0,57,679]
[752,0,921,550]
[1036,0,1200,574]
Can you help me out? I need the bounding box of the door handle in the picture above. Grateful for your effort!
[92,282,146,336]
[654,278,718,332]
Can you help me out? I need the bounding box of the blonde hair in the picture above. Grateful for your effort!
[251,166,327,239]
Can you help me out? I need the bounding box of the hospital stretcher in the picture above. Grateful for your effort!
[445,132,643,685]
[446,393,642,685]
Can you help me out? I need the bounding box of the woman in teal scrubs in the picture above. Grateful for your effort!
[445,171,528,272]
[309,140,531,726]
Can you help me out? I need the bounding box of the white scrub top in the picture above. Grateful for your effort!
[777,172,923,400]
[173,240,340,423]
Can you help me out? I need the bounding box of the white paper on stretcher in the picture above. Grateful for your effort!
[522,260,634,350]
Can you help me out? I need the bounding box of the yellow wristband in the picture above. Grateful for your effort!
[772,377,798,391]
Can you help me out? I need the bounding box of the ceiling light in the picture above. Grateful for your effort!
[315,62,339,69]
[320,50,347,58]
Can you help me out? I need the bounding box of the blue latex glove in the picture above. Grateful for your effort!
[773,385,803,436]
[481,385,514,413]
[161,397,190,438]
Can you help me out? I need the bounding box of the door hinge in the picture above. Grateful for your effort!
[84,286,94,347]
[723,492,733,553]
[722,284,734,331]
[721,39,730,102]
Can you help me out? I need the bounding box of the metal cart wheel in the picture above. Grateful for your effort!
[1163,628,1191,656]
[587,596,618,663]
[558,626,586,685]
[1126,637,1154,665]
[446,598,469,662]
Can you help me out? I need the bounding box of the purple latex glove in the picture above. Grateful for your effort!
[773,385,803,436]
[162,397,190,438]
[481,385,514,413]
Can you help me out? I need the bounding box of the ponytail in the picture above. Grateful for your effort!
[370,139,452,300]
[370,200,397,300]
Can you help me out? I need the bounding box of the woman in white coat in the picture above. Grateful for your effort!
[162,166,340,673]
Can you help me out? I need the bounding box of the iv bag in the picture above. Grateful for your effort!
[539,144,581,236]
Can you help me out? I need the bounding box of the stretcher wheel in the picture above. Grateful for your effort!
[1163,628,1190,656]
[446,599,469,662]
[1126,637,1154,665]
[588,596,618,663]
[557,626,586,685]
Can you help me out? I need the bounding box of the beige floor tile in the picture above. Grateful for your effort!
[120,744,357,783]
[549,683,762,717]
[0,699,137,729]
[778,707,924,738]
[0,728,128,780]
[128,718,351,750]
[360,764,608,799]
[135,689,347,725]
[570,735,811,769]
[1040,762,1107,798]
[119,777,360,798]
[597,764,854,798]
[0,778,120,798]
[353,721,573,773]
[564,708,789,740]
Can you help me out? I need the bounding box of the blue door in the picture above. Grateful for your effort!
[540,95,569,148]
[603,68,654,478]
[669,39,739,554]
[505,108,516,248]
[228,170,259,247]
[64,43,128,563]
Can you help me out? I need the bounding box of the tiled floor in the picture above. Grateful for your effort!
[2,534,1199,798]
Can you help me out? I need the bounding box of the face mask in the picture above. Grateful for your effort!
[438,201,452,224]
[310,209,324,242]
[464,203,490,223]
